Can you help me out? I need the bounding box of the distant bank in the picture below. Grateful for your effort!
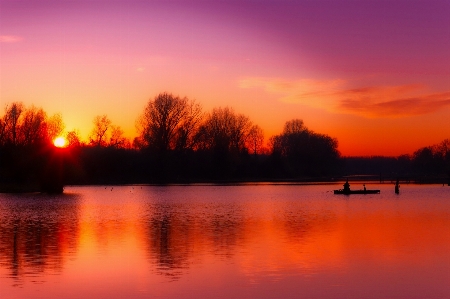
[2,176,448,194]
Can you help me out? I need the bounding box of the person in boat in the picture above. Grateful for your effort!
[343,180,350,192]
[364,184,366,191]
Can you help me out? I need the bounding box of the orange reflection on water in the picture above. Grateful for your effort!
[74,191,148,265]
[235,201,343,282]
[0,194,80,283]
[340,210,450,264]
[231,194,450,294]
[1,185,449,299]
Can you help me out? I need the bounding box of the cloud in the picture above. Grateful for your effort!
[0,35,23,43]
[239,77,344,97]
[239,77,450,117]
[338,88,450,117]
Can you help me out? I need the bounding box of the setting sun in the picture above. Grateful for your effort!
[53,136,67,148]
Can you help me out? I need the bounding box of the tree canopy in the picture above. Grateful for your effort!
[0,102,63,147]
[136,92,202,152]
[270,119,340,176]
[2,95,448,187]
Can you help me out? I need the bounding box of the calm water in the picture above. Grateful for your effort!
[0,184,449,299]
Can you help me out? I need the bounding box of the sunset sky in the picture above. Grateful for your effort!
[1,0,449,156]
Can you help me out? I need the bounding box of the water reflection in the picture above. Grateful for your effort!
[0,185,449,299]
[141,186,337,282]
[147,206,191,279]
[0,193,80,284]
[144,194,247,280]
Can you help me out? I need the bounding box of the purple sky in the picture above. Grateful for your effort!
[1,0,449,155]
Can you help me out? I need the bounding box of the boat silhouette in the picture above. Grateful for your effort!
[334,180,380,194]
[334,189,380,194]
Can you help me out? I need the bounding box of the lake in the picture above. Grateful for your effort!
[1,183,449,299]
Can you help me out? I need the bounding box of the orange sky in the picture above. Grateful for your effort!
[1,1,449,156]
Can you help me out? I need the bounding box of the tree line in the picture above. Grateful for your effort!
[0,92,449,190]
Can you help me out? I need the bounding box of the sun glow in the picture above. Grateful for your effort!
[53,136,67,148]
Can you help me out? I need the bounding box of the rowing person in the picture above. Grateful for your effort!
[343,180,350,192]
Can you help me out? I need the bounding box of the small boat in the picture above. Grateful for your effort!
[335,180,380,195]
[334,189,380,194]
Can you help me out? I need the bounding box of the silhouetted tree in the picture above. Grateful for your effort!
[194,107,253,178]
[283,119,305,135]
[270,119,340,176]
[89,115,111,147]
[196,107,252,152]
[271,119,308,157]
[16,105,46,146]
[0,103,65,147]
[0,103,69,192]
[66,130,82,148]
[46,113,65,142]
[174,100,203,151]
[137,92,202,152]
[0,102,24,146]
[109,125,129,149]
[412,139,450,176]
[413,147,438,174]
[246,125,264,156]
[438,139,450,177]
[0,118,4,144]
[88,115,129,148]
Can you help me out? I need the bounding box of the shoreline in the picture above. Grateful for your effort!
[2,177,448,193]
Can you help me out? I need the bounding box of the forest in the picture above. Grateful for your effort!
[1,92,449,192]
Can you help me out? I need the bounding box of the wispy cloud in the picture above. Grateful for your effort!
[239,77,450,117]
[338,88,450,117]
[0,35,23,43]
